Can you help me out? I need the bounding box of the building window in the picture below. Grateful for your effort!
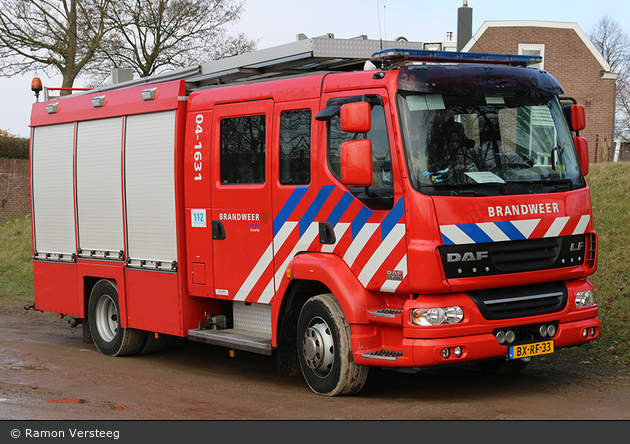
[220,115,266,184]
[518,44,545,70]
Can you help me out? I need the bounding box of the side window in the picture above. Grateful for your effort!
[279,109,311,185]
[220,115,266,184]
[328,102,393,189]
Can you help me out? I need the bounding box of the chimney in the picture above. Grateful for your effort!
[457,1,473,52]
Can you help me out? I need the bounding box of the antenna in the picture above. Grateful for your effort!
[384,5,387,42]
[377,0,383,49]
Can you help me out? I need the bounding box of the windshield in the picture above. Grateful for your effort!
[398,92,585,196]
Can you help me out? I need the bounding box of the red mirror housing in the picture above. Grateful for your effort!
[574,136,589,176]
[341,139,373,187]
[564,104,586,132]
[340,102,371,133]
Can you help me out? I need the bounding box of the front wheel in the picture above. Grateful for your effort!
[297,293,368,396]
[88,280,146,357]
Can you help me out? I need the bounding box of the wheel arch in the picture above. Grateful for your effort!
[273,252,381,377]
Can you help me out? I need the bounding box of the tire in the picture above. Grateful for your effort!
[297,293,368,396]
[88,280,146,357]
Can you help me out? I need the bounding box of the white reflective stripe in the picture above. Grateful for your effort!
[358,224,406,286]
[380,254,408,293]
[544,216,570,238]
[273,221,298,251]
[440,225,474,245]
[256,279,276,305]
[476,222,510,242]
[343,223,379,267]
[234,243,274,301]
[321,223,350,253]
[273,223,319,292]
[511,219,540,239]
[572,215,591,235]
[234,221,297,302]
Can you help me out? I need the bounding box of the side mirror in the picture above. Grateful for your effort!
[340,102,371,133]
[563,104,586,132]
[574,136,589,176]
[341,139,373,187]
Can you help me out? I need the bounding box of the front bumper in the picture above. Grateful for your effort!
[352,279,599,368]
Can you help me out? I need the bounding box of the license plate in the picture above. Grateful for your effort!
[509,340,554,360]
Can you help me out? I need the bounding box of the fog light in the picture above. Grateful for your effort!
[576,290,594,308]
[454,346,463,358]
[590,327,596,337]
[539,325,548,338]
[496,331,506,345]
[441,348,451,359]
[547,324,557,338]
[505,330,516,344]
[583,328,589,338]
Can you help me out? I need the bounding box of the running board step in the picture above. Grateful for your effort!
[360,350,403,361]
[367,308,404,326]
[188,328,273,355]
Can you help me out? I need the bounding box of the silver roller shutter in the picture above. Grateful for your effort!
[76,118,124,258]
[124,111,178,269]
[31,123,76,260]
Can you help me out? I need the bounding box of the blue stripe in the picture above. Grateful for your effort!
[380,198,405,241]
[326,192,354,228]
[458,223,494,244]
[299,185,334,237]
[352,207,373,239]
[495,221,527,241]
[273,186,308,237]
[441,233,455,245]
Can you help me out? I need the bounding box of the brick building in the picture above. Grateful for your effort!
[463,21,618,163]
[0,158,30,223]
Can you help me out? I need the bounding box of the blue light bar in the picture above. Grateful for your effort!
[372,48,542,67]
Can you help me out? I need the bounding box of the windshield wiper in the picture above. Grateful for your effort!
[506,178,575,193]
[420,182,508,196]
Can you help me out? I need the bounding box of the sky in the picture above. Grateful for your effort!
[1,0,629,138]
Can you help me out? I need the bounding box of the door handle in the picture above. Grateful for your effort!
[319,222,336,245]
[212,220,226,240]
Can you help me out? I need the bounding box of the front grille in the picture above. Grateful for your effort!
[440,234,586,279]
[467,281,568,320]
[490,237,559,272]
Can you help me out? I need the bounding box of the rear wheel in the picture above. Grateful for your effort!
[297,293,368,396]
[88,280,146,357]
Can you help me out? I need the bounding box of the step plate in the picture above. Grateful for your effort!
[188,328,273,355]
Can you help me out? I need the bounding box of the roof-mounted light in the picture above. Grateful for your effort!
[372,48,543,67]
[31,77,43,102]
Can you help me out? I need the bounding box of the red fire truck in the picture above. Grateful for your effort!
[29,37,599,396]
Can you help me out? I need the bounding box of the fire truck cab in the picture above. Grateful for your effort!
[29,38,599,396]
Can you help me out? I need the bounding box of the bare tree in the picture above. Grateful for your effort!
[589,15,630,144]
[98,0,257,79]
[0,0,112,93]
[0,0,255,90]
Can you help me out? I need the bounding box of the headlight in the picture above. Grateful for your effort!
[575,290,595,308]
[411,306,464,326]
